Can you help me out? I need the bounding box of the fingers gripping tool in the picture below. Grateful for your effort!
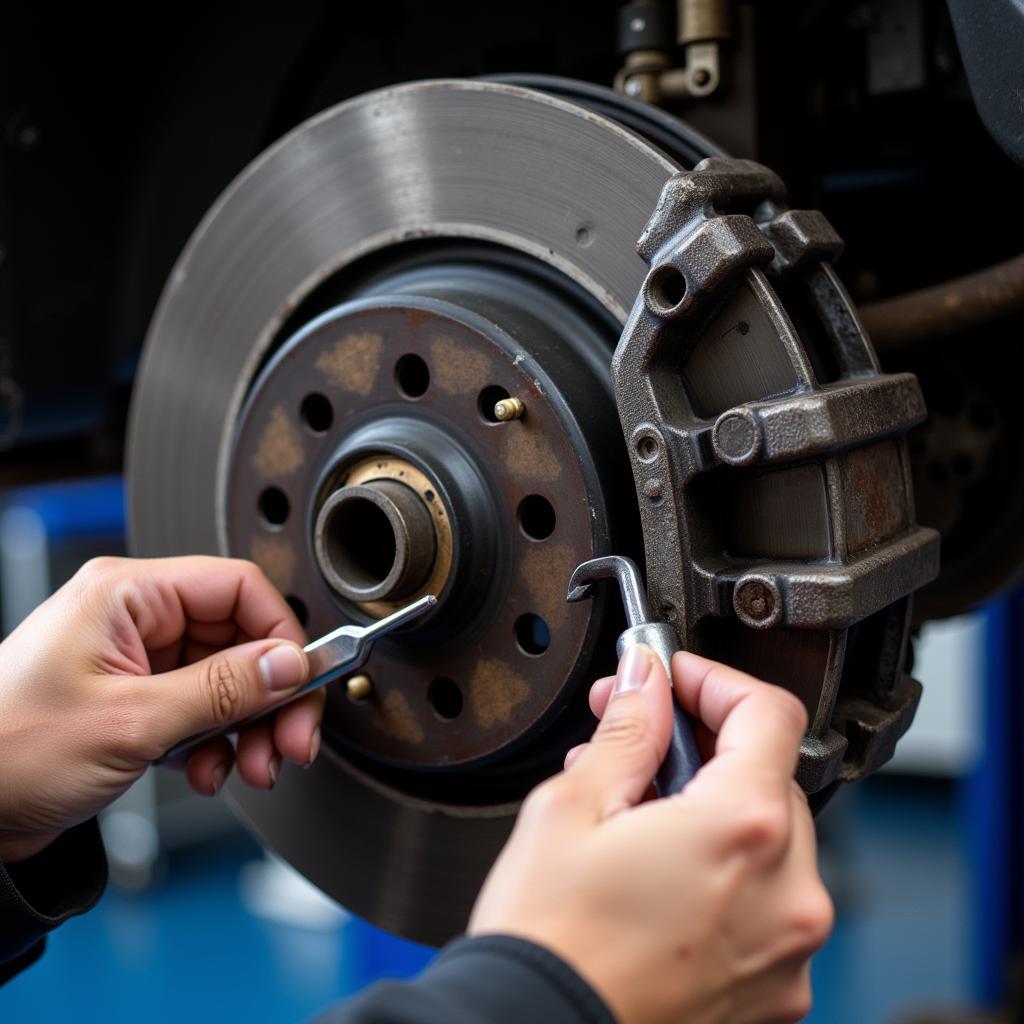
[567,556,701,794]
[157,594,437,764]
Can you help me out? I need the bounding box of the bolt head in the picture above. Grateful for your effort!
[733,577,783,630]
[712,408,762,466]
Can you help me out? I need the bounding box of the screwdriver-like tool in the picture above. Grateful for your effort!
[156,594,437,765]
[567,556,701,794]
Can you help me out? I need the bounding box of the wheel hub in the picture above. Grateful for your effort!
[226,257,634,771]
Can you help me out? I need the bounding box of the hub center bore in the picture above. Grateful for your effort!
[315,479,437,603]
[313,455,452,613]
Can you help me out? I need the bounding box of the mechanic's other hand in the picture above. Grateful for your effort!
[469,647,833,1024]
[0,556,322,863]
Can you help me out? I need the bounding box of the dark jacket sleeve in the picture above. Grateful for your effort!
[316,934,617,1024]
[0,818,108,985]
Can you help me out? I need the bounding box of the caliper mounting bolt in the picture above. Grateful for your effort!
[733,576,783,630]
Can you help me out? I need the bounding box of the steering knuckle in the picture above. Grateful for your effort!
[200,656,247,723]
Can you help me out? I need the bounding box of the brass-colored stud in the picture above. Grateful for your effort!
[494,397,525,422]
[346,673,374,702]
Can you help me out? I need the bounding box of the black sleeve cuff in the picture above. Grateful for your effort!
[319,934,616,1024]
[0,819,108,983]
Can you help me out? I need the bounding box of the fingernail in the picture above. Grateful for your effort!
[613,645,653,696]
[211,764,227,796]
[305,727,321,769]
[268,754,281,789]
[259,645,305,692]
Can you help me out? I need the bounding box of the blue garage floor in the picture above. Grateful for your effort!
[2,776,973,1024]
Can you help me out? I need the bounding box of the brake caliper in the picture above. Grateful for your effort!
[613,158,940,795]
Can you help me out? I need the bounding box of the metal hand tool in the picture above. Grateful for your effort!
[157,594,437,765]
[567,556,701,794]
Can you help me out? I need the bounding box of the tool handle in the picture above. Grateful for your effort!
[656,703,703,795]
[155,595,437,766]
[618,622,702,794]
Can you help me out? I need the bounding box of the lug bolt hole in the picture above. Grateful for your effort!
[518,495,556,540]
[395,354,430,399]
[300,392,334,433]
[515,613,550,656]
[428,677,463,719]
[478,385,511,424]
[259,487,290,526]
[285,594,308,626]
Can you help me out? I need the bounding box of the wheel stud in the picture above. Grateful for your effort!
[346,674,374,702]
[493,397,525,421]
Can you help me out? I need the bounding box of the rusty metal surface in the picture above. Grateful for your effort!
[861,253,1024,353]
[611,156,939,792]
[336,456,455,617]
[228,294,618,769]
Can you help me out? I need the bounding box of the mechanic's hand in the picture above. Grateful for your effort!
[0,556,321,863]
[469,647,833,1024]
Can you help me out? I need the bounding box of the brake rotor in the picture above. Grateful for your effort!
[127,78,932,944]
[128,79,684,944]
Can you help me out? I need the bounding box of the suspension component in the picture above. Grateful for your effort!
[616,0,733,104]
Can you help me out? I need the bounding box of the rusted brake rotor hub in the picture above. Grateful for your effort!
[314,464,445,608]
[226,255,635,768]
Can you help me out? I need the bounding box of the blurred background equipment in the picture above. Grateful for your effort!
[2,1,1024,1021]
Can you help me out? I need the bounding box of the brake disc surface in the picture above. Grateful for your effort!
[128,80,682,944]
